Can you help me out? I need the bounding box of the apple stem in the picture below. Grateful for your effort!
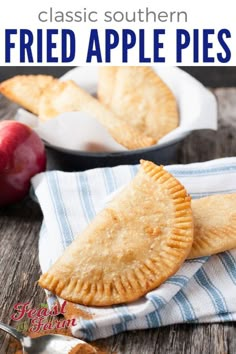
[0,151,7,171]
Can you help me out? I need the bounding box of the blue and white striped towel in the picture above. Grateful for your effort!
[31,157,236,341]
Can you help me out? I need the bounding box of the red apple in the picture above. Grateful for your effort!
[0,120,46,206]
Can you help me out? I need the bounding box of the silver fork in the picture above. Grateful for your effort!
[0,321,97,353]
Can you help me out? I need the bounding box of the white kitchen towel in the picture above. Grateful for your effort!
[32,158,236,341]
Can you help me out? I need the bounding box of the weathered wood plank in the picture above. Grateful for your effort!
[0,89,236,354]
[179,88,236,164]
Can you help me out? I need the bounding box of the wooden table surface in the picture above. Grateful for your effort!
[0,88,236,354]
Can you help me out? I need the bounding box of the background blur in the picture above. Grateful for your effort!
[0,67,236,87]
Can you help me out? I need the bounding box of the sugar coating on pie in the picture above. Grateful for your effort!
[188,193,236,259]
[97,67,117,107]
[38,79,156,150]
[97,66,179,142]
[0,75,54,115]
[39,160,193,306]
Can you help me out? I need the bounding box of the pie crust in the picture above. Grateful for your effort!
[188,193,236,258]
[39,160,193,306]
[98,66,179,142]
[0,75,54,115]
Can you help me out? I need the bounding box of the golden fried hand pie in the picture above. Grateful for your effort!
[98,66,179,142]
[0,75,54,115]
[39,160,193,306]
[38,79,155,150]
[188,193,236,259]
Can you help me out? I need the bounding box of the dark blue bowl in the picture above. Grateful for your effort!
[45,136,185,172]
